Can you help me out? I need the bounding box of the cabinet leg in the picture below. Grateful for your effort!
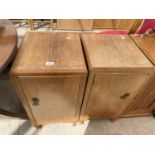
[50,19,53,29]
[152,109,155,117]
[34,125,42,129]
[72,123,77,126]
[28,19,34,30]
[111,119,116,123]
[79,121,84,125]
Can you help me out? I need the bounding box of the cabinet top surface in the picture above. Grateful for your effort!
[131,35,155,66]
[11,32,87,75]
[81,33,153,70]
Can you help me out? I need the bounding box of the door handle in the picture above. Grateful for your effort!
[120,93,130,100]
[31,97,39,106]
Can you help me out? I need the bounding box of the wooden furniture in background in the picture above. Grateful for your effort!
[0,19,17,73]
[123,35,155,117]
[10,32,87,126]
[14,19,143,33]
[28,19,34,30]
[80,33,154,121]
[57,19,94,30]
[28,19,53,30]
[93,19,143,33]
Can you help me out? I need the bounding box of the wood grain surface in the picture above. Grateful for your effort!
[131,35,155,65]
[10,32,87,75]
[83,73,149,120]
[93,19,142,31]
[10,76,37,125]
[18,76,82,124]
[57,19,94,30]
[0,19,17,73]
[10,32,87,125]
[81,33,153,70]
[124,73,155,114]
[80,33,154,121]
[124,35,155,115]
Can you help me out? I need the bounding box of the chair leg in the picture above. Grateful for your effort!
[19,20,22,27]
[28,19,34,30]
[50,19,53,30]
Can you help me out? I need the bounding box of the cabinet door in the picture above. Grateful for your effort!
[18,76,82,124]
[84,73,149,120]
[124,74,155,115]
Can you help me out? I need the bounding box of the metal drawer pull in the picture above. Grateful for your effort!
[31,97,39,106]
[120,93,130,100]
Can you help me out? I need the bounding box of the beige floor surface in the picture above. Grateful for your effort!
[0,116,155,135]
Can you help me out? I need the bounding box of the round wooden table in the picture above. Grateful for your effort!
[0,19,17,73]
[0,20,27,119]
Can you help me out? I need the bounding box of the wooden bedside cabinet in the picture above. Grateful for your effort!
[80,33,154,121]
[123,35,155,117]
[10,32,87,126]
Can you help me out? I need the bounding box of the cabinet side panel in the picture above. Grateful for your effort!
[75,74,87,119]
[80,72,94,121]
[10,76,37,125]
